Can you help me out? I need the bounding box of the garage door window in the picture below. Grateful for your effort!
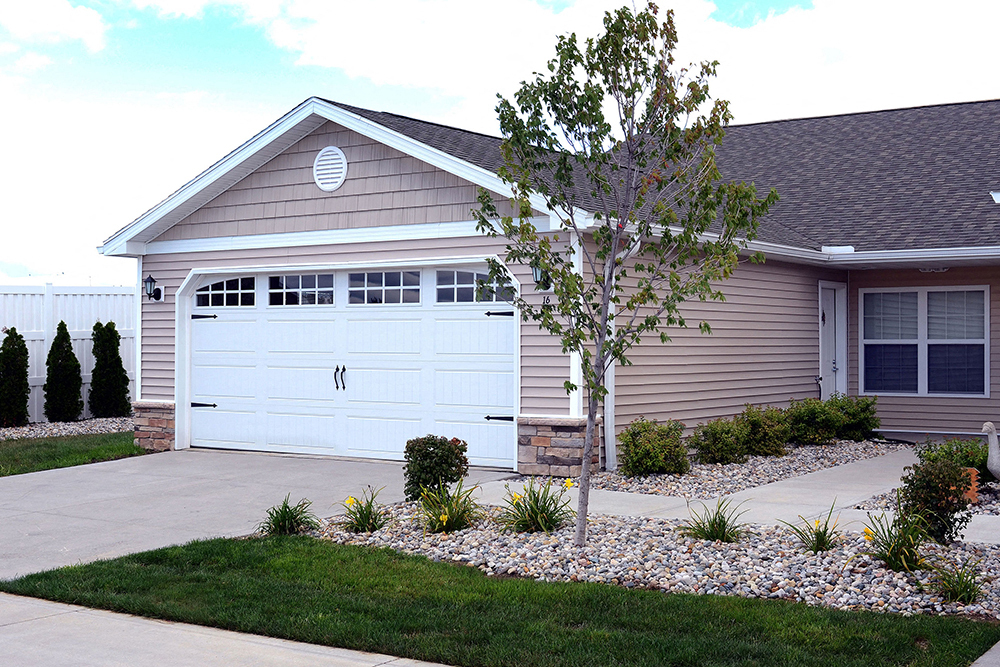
[196,278,255,307]
[269,274,334,306]
[436,270,514,303]
[349,271,420,305]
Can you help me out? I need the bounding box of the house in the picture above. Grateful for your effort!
[100,97,1000,474]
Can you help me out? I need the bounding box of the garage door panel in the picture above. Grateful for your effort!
[345,415,423,456]
[266,320,339,354]
[192,408,256,447]
[435,370,515,409]
[434,318,515,356]
[266,366,339,402]
[346,368,421,405]
[265,412,339,450]
[347,319,421,355]
[434,418,513,466]
[193,321,257,353]
[192,364,257,399]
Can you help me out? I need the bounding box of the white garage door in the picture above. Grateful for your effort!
[189,267,517,468]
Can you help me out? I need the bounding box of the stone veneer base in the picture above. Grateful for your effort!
[133,401,175,452]
[517,416,603,477]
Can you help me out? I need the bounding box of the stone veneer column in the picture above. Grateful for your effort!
[133,401,176,452]
[517,416,603,477]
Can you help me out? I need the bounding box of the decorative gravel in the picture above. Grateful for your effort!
[857,481,1000,516]
[320,503,1000,619]
[0,418,133,442]
[585,440,911,499]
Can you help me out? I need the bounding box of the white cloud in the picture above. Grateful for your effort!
[0,0,107,52]
[0,42,18,54]
[11,52,53,74]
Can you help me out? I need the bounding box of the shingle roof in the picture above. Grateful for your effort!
[329,98,1000,253]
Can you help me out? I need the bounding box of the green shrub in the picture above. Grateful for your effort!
[0,327,30,427]
[43,321,83,423]
[678,497,748,542]
[402,435,469,501]
[735,404,790,457]
[785,398,843,446]
[826,393,880,441]
[861,498,927,572]
[617,417,689,477]
[420,479,483,533]
[337,486,391,533]
[257,494,321,536]
[917,437,990,480]
[926,556,984,605]
[899,458,973,544]
[688,418,748,464]
[88,321,132,418]
[497,477,575,533]
[780,502,841,553]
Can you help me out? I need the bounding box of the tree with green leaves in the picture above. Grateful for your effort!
[43,320,83,422]
[89,321,132,418]
[0,327,31,427]
[474,2,778,545]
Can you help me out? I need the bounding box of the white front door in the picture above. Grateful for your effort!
[818,281,847,399]
[188,268,517,468]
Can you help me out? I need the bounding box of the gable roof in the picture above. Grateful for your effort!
[102,96,1000,264]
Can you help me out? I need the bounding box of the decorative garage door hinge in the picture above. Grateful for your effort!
[484,311,514,317]
[191,314,217,320]
[484,415,514,421]
[191,402,217,408]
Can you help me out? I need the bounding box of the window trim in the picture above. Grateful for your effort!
[858,285,990,398]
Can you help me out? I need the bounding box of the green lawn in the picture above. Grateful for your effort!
[2,537,997,667]
[0,431,142,477]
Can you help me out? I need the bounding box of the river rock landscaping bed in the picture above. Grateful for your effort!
[0,417,134,442]
[856,481,1000,517]
[320,502,1000,619]
[585,439,911,499]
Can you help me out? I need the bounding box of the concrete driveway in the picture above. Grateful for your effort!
[0,449,514,580]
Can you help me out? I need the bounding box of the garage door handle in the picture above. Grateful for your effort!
[485,415,513,421]
[340,366,347,390]
[191,314,217,320]
[334,365,340,390]
[485,311,514,317]
[191,402,217,408]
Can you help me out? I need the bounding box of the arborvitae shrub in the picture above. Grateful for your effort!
[785,398,844,446]
[826,393,880,441]
[618,417,689,477]
[735,404,790,457]
[688,417,749,464]
[43,320,83,423]
[900,458,973,544]
[402,435,469,501]
[89,321,132,418]
[0,327,30,427]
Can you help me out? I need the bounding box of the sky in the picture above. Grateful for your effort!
[0,0,998,286]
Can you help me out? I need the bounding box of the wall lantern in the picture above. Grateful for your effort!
[531,265,552,292]
[143,275,162,301]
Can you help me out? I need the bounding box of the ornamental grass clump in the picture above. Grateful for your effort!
[678,497,748,543]
[618,417,689,477]
[498,477,575,533]
[257,494,321,536]
[860,499,927,572]
[420,479,483,533]
[336,486,391,533]
[925,556,984,605]
[780,502,841,553]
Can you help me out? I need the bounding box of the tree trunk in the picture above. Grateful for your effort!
[573,392,601,546]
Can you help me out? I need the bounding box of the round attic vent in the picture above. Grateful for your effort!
[313,146,348,192]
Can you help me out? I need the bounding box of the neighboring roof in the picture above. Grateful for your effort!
[102,96,1000,259]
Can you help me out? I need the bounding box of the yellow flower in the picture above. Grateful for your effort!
[345,496,357,507]
[563,478,575,489]
[814,520,821,530]
[440,514,449,524]
[864,527,874,541]
[512,492,523,503]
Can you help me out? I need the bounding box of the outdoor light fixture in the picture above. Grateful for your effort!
[531,265,551,291]
[143,275,162,301]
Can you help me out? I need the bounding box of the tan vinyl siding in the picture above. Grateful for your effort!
[154,121,520,241]
[140,236,570,415]
[848,265,1000,435]
[614,259,847,431]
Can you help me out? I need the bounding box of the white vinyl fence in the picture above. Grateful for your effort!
[0,285,135,423]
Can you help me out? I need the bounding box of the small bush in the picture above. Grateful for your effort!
[618,417,689,477]
[89,321,132,418]
[926,556,984,605]
[678,497,748,542]
[44,321,83,423]
[257,494,320,536]
[826,393,880,441]
[337,486,391,533]
[899,458,973,544]
[785,398,844,446]
[498,477,575,533]
[688,418,748,465]
[780,503,841,553]
[861,497,927,572]
[918,437,990,481]
[403,435,469,501]
[0,327,30,428]
[735,404,790,457]
[420,479,483,533]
